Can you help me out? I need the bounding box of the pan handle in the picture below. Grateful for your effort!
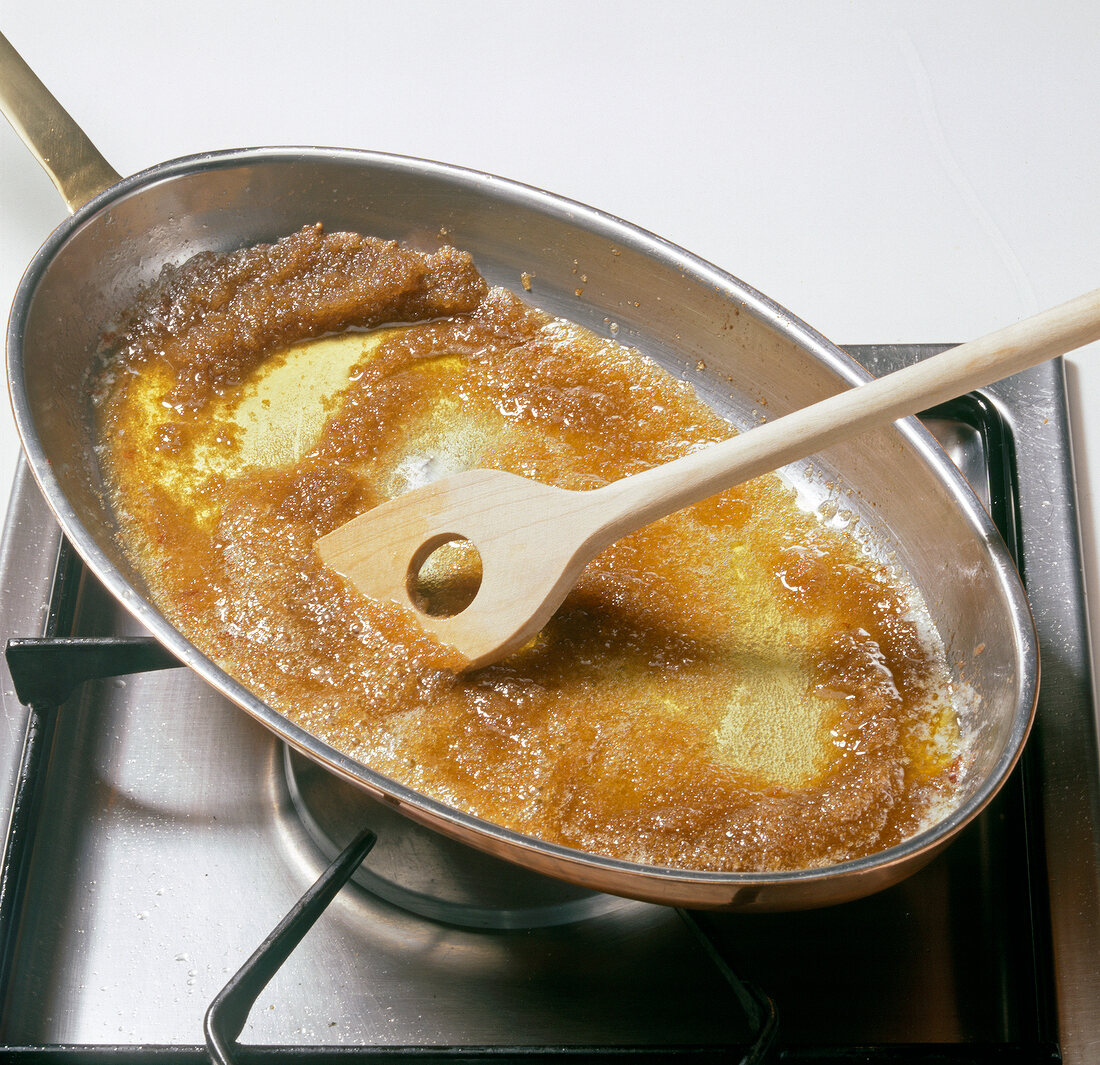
[0,32,121,213]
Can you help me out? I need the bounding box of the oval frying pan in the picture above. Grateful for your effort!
[0,33,1038,911]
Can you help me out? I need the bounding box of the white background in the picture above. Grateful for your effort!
[3,2,1100,673]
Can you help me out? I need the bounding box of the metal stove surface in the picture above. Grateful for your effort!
[0,345,1098,1062]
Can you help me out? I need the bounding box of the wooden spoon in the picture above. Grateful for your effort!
[317,288,1100,669]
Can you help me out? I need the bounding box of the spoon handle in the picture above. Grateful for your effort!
[591,286,1100,541]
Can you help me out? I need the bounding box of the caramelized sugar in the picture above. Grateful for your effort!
[96,226,964,873]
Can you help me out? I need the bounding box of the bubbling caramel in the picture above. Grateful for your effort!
[95,225,964,873]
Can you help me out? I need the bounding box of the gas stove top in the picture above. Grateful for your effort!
[1,346,1097,1063]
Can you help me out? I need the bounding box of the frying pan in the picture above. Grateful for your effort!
[1,34,1037,911]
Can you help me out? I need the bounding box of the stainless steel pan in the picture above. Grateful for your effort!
[1,34,1038,910]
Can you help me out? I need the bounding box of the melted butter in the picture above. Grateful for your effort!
[714,658,831,787]
[110,332,385,528]
[95,230,965,873]
[229,332,385,469]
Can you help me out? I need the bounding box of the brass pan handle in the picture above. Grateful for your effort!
[0,31,120,213]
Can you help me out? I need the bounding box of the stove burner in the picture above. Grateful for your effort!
[282,745,632,929]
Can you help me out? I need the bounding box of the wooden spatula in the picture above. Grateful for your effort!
[317,289,1100,669]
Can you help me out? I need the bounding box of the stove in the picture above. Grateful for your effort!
[1,345,1097,1062]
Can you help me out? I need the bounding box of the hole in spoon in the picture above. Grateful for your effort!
[407,535,484,617]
